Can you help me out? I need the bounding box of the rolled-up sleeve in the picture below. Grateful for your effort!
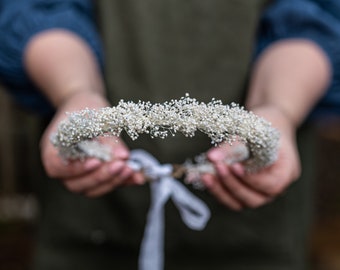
[0,0,104,114]
[257,0,340,116]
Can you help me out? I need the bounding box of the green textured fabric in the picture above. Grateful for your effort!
[34,1,315,270]
[97,0,269,163]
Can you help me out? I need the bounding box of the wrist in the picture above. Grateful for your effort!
[248,104,296,139]
[58,90,109,112]
[44,90,109,139]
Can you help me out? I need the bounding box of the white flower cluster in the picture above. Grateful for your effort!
[51,95,280,172]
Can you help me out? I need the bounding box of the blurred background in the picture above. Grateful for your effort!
[0,86,43,270]
[0,84,340,270]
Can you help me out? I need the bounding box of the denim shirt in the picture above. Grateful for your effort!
[258,0,340,117]
[0,0,103,115]
[0,0,339,116]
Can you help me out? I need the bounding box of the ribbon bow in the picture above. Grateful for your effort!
[128,149,211,270]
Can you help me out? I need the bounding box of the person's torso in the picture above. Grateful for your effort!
[96,0,269,163]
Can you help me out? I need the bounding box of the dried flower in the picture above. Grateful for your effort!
[51,94,279,172]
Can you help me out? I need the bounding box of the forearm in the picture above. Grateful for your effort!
[24,29,107,110]
[24,30,141,195]
[246,39,331,128]
[24,28,110,146]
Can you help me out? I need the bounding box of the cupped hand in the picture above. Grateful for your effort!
[41,132,145,197]
[201,106,301,211]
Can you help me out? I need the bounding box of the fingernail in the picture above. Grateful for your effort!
[114,148,129,159]
[208,149,224,160]
[84,159,101,170]
[231,163,245,177]
[216,162,229,178]
[108,161,124,174]
[201,176,214,188]
[134,174,146,185]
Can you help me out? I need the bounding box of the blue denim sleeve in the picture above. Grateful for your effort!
[257,0,340,117]
[0,0,104,115]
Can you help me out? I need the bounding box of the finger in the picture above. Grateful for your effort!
[46,157,102,179]
[207,141,245,164]
[201,174,243,211]
[118,165,134,181]
[218,168,272,208]
[207,146,226,162]
[230,163,290,197]
[124,172,146,186]
[207,158,271,208]
[100,136,129,160]
[214,161,230,178]
[112,144,129,160]
[85,176,125,198]
[116,165,148,185]
[63,160,125,193]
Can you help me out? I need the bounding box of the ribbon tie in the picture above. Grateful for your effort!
[128,149,211,270]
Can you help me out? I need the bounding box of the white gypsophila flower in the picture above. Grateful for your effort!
[51,94,280,172]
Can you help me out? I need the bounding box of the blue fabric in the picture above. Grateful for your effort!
[0,0,339,116]
[257,0,340,117]
[0,0,103,115]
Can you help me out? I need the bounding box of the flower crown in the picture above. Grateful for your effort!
[51,95,279,173]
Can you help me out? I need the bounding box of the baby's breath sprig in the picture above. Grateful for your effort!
[51,94,280,172]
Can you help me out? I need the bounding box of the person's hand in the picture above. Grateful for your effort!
[23,30,149,197]
[41,133,145,197]
[201,106,301,211]
[40,92,145,198]
[41,127,145,197]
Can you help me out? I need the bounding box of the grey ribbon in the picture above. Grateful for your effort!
[128,149,211,270]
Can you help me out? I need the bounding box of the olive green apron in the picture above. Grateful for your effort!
[34,1,315,269]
